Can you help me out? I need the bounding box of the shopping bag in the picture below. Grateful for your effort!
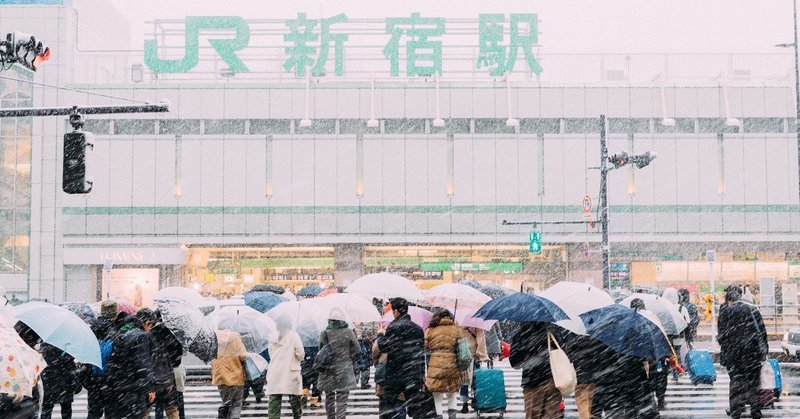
[547,332,577,396]
[760,360,777,390]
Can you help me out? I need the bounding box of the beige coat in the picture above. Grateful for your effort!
[462,326,489,362]
[424,318,462,393]
[265,331,305,396]
[211,330,247,387]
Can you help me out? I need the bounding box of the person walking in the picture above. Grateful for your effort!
[424,309,462,419]
[550,328,606,419]
[355,320,379,389]
[510,322,562,419]
[318,308,360,419]
[137,309,183,419]
[458,325,489,413]
[718,287,768,419]
[83,299,117,419]
[104,313,156,419]
[265,316,305,419]
[678,289,699,349]
[211,330,247,419]
[377,297,425,419]
[39,343,80,419]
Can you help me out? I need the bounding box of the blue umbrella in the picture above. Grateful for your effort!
[481,283,516,299]
[579,304,672,360]
[13,302,101,367]
[244,291,287,313]
[474,292,570,323]
[296,285,324,298]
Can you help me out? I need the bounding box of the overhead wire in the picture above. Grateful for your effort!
[0,73,151,105]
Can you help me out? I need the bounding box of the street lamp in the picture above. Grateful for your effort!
[599,114,657,290]
[776,0,800,206]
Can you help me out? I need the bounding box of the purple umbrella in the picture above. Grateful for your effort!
[380,306,432,330]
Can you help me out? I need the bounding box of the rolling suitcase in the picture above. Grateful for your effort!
[474,365,506,418]
[685,349,716,385]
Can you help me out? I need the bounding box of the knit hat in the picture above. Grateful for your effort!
[100,299,118,318]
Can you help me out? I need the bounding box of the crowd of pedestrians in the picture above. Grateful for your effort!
[0,283,775,419]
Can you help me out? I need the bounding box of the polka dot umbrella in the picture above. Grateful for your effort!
[0,326,47,397]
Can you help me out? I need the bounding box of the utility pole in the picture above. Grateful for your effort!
[794,0,800,208]
[600,115,611,290]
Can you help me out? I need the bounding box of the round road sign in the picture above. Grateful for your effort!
[582,194,593,213]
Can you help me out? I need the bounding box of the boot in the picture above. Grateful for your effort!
[448,408,458,419]
[460,401,469,414]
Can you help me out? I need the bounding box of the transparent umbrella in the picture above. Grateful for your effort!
[426,283,491,312]
[154,287,209,308]
[538,281,615,315]
[317,293,381,324]
[619,293,688,336]
[345,273,424,302]
[266,300,327,347]
[157,299,217,363]
[206,305,277,353]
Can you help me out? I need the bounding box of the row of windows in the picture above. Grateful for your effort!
[72,117,790,137]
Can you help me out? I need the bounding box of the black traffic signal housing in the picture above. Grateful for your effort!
[0,32,50,71]
[63,130,94,194]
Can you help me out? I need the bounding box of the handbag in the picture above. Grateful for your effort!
[314,331,333,373]
[760,360,777,389]
[456,337,473,371]
[374,362,387,385]
[547,332,577,396]
[406,351,437,419]
[244,356,262,381]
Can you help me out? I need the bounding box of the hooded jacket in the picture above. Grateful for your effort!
[211,330,247,387]
[105,314,156,394]
[265,330,305,395]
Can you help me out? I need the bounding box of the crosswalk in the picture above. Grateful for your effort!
[58,360,800,418]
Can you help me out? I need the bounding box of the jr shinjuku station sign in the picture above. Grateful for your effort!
[144,14,543,76]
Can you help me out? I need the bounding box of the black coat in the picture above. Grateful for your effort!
[595,352,658,419]
[377,313,425,397]
[105,323,156,395]
[717,301,768,372]
[509,322,551,389]
[148,323,183,389]
[550,328,607,385]
[40,343,79,405]
[90,316,114,340]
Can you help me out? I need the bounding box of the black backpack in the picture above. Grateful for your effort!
[313,331,333,373]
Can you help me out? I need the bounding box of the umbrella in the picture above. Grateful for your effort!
[244,291,288,313]
[481,283,516,299]
[249,284,285,294]
[580,304,673,360]
[318,288,340,297]
[59,302,95,321]
[266,300,328,347]
[474,292,585,335]
[538,281,615,315]
[380,306,432,330]
[13,302,102,367]
[619,293,688,336]
[282,291,297,301]
[89,298,137,316]
[454,308,496,331]
[2,292,17,327]
[317,293,381,324]
[426,283,491,312]
[0,327,47,397]
[206,305,278,354]
[345,273,425,302]
[158,299,218,363]
[458,280,483,290]
[154,287,209,308]
[296,285,324,298]
[216,329,248,358]
[247,352,269,372]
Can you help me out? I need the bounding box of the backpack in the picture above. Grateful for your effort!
[313,332,333,373]
[456,337,472,371]
[92,339,114,375]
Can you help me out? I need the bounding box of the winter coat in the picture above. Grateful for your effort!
[595,352,658,418]
[40,343,79,405]
[148,323,183,389]
[371,338,388,397]
[485,323,501,356]
[462,326,489,362]
[550,328,607,385]
[509,322,552,389]
[105,322,156,395]
[377,313,425,398]
[317,324,360,393]
[265,331,305,396]
[424,318,462,393]
[718,301,768,372]
[90,316,114,340]
[211,330,247,387]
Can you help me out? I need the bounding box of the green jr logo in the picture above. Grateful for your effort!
[144,16,250,73]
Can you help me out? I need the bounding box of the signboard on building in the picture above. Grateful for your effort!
[144,14,543,77]
[419,262,523,272]
[63,247,187,265]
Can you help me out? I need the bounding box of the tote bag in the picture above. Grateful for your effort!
[547,332,577,396]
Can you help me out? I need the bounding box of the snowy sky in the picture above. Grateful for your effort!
[105,0,794,54]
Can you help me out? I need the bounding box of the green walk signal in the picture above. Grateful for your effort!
[529,231,542,254]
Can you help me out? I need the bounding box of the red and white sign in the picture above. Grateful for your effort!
[582,194,593,213]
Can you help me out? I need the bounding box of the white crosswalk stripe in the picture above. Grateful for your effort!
[57,360,800,418]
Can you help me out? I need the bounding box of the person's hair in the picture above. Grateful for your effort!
[630,298,646,312]
[429,308,453,328]
[135,308,157,324]
[389,297,409,315]
[725,288,742,303]
[678,288,690,303]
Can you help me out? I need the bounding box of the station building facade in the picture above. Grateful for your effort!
[1,1,799,306]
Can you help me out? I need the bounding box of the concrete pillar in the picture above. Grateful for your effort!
[334,244,365,287]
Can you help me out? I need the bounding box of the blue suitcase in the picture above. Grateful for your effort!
[685,349,716,385]
[474,367,506,417]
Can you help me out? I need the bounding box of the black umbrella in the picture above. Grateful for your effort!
[458,280,483,290]
[296,284,324,298]
[248,284,285,294]
[481,284,515,299]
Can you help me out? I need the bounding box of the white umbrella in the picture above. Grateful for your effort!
[154,287,209,308]
[345,273,424,302]
[266,300,328,347]
[538,281,615,315]
[619,293,688,336]
[1,289,16,327]
[426,283,491,311]
[282,291,298,301]
[206,305,278,354]
[317,293,381,324]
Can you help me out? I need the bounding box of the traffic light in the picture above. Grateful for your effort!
[529,231,542,254]
[63,131,94,194]
[0,32,50,71]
